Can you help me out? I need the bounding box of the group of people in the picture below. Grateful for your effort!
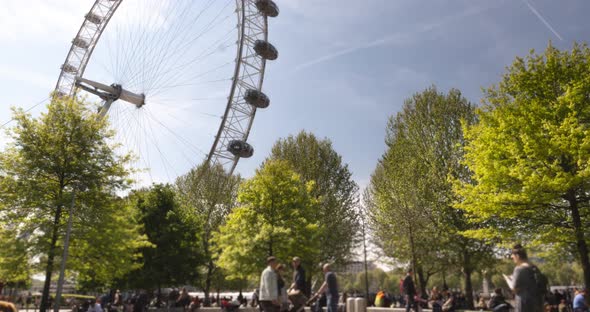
[400,269,464,312]
[79,288,200,312]
[257,256,339,312]
[397,244,588,312]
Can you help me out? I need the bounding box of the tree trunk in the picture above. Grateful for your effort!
[203,260,214,307]
[416,266,427,296]
[157,284,161,307]
[568,193,590,288]
[40,204,63,312]
[462,251,474,310]
[269,198,274,256]
[408,222,417,279]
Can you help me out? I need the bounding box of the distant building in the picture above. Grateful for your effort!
[338,261,377,274]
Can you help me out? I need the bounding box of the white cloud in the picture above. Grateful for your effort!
[0,1,87,42]
[0,0,172,43]
[0,67,56,90]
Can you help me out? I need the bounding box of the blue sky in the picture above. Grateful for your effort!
[1,0,589,190]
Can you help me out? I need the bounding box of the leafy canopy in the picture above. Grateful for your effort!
[214,159,321,280]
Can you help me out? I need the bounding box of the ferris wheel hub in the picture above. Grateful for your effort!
[74,76,146,109]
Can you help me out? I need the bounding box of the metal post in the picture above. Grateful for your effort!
[54,189,76,312]
[362,217,369,300]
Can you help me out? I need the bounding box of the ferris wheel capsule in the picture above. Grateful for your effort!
[255,0,279,17]
[254,40,278,60]
[85,13,102,24]
[72,38,89,49]
[228,140,254,158]
[61,63,78,74]
[244,89,270,109]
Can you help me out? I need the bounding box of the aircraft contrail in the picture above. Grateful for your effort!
[522,0,563,41]
[292,2,498,73]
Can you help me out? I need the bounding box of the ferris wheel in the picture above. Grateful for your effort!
[54,0,279,179]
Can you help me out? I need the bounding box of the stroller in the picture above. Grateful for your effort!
[288,289,309,312]
[305,293,326,312]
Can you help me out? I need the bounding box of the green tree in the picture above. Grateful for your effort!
[0,225,31,290]
[0,95,135,311]
[367,162,442,294]
[214,159,321,279]
[269,131,360,267]
[125,184,202,293]
[175,162,241,305]
[456,43,590,287]
[368,87,492,306]
[68,197,149,291]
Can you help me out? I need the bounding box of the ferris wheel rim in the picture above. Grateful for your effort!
[54,0,278,177]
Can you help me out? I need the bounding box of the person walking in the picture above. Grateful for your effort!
[259,256,280,312]
[310,263,339,312]
[573,288,588,312]
[176,288,191,309]
[503,244,544,312]
[88,298,103,312]
[277,264,289,312]
[288,257,308,312]
[290,257,307,296]
[403,268,416,312]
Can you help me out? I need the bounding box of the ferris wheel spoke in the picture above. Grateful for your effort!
[141,1,234,92]
[145,39,235,94]
[147,78,231,98]
[144,101,224,134]
[150,9,234,76]
[118,0,193,80]
[147,36,236,91]
[126,1,209,89]
[153,96,226,104]
[144,109,209,159]
[142,111,199,182]
[143,30,235,91]
[145,115,203,173]
[119,4,193,87]
[180,61,237,90]
[138,112,155,183]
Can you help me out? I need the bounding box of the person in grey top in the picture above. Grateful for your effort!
[311,263,339,312]
[503,244,543,312]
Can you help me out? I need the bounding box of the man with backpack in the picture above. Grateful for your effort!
[503,244,546,312]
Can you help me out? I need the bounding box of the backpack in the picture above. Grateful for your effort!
[531,265,548,295]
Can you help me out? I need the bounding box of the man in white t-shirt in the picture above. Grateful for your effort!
[259,256,280,312]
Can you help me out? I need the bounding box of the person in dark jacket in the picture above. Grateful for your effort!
[488,288,511,312]
[289,257,308,312]
[291,257,307,296]
[403,269,416,312]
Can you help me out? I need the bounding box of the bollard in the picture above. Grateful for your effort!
[346,298,356,312]
[354,298,366,312]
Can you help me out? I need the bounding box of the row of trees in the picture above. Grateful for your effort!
[366,86,493,306]
[0,97,148,310]
[2,42,589,311]
[366,43,590,306]
[0,94,360,310]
